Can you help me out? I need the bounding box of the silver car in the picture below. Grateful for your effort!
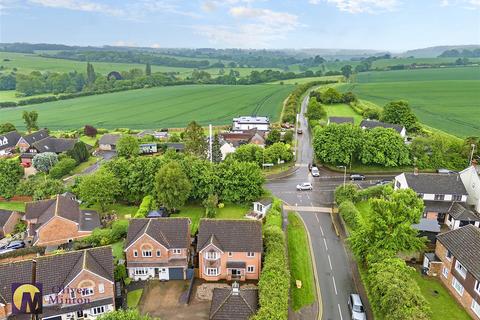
[296,182,313,191]
[348,293,366,320]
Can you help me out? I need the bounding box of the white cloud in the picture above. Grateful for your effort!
[28,0,124,16]
[311,0,399,13]
[151,43,161,48]
[439,0,480,8]
[229,6,298,26]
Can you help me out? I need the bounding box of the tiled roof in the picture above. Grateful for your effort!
[328,117,354,124]
[0,209,15,227]
[23,129,49,145]
[423,201,454,213]
[198,220,262,253]
[36,246,114,295]
[256,198,272,206]
[360,120,404,134]
[412,218,440,233]
[41,297,113,317]
[79,210,101,231]
[0,131,21,150]
[209,287,258,320]
[449,203,480,221]
[0,260,35,305]
[403,173,467,195]
[32,137,76,153]
[437,225,480,280]
[125,218,190,249]
[99,134,121,146]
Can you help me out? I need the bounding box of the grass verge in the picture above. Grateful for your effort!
[287,212,316,311]
[0,201,26,212]
[127,289,143,308]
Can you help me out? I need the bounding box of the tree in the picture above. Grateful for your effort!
[381,100,419,131]
[218,159,264,203]
[32,152,58,173]
[266,129,281,146]
[32,177,65,200]
[86,62,96,84]
[0,123,16,134]
[155,161,191,211]
[184,121,206,158]
[211,133,222,163]
[359,128,411,167]
[320,87,342,104]
[181,157,218,201]
[306,97,326,120]
[334,183,359,204]
[84,125,97,137]
[341,64,353,79]
[313,124,362,165]
[264,142,293,164]
[349,188,426,265]
[116,135,139,158]
[283,130,294,144]
[97,309,153,320]
[49,157,77,179]
[77,170,121,211]
[145,62,152,76]
[228,144,264,166]
[203,194,218,218]
[22,110,39,132]
[0,158,23,199]
[67,141,90,164]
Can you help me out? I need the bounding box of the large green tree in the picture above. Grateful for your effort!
[264,142,293,164]
[306,97,326,120]
[184,121,207,158]
[0,123,16,134]
[32,152,58,173]
[155,161,191,211]
[228,144,264,166]
[116,135,139,158]
[0,158,23,199]
[86,62,96,84]
[181,157,218,201]
[22,110,39,132]
[67,141,90,164]
[77,170,121,211]
[381,100,419,131]
[341,64,353,79]
[266,129,281,146]
[218,159,264,203]
[359,127,410,167]
[211,133,222,163]
[313,123,362,165]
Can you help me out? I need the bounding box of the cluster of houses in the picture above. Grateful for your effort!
[0,194,270,320]
[394,165,480,319]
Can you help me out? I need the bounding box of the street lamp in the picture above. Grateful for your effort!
[337,165,347,187]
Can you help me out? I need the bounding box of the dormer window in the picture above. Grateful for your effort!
[142,250,152,257]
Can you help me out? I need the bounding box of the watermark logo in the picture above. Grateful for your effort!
[11,283,43,315]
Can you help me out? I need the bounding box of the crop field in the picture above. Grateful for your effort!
[0,84,293,130]
[269,75,342,85]
[339,67,480,137]
[371,57,480,68]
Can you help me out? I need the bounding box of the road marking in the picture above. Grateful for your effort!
[284,205,332,212]
[323,238,328,251]
[315,213,320,223]
[338,304,344,320]
[328,255,333,270]
[332,276,338,295]
[319,225,324,237]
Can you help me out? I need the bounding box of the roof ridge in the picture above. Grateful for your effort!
[127,219,150,247]
[210,290,233,318]
[239,290,256,313]
[84,247,110,277]
[54,194,60,216]
[57,251,84,289]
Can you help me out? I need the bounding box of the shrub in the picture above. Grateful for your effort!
[49,157,77,179]
[114,264,127,282]
[357,184,392,201]
[334,183,359,204]
[111,220,129,240]
[134,195,157,218]
[264,198,282,229]
[338,201,360,229]
[67,141,90,164]
[0,101,17,108]
[84,125,98,137]
[0,246,45,260]
[81,219,129,247]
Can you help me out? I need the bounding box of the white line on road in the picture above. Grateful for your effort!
[323,238,328,251]
[315,213,319,223]
[338,304,344,320]
[332,275,338,295]
[328,255,333,270]
[319,225,324,237]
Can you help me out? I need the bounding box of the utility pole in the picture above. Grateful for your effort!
[469,144,476,166]
[209,124,213,163]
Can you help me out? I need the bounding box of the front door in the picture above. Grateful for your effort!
[159,267,169,280]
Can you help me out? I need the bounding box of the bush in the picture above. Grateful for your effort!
[264,198,282,229]
[81,219,129,247]
[111,220,129,240]
[134,195,156,218]
[114,264,127,282]
[357,184,392,201]
[0,101,17,108]
[84,125,98,137]
[49,157,77,179]
[0,246,45,260]
[334,183,359,204]
[67,141,90,164]
[338,201,360,229]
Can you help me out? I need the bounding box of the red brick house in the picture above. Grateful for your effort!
[24,194,100,246]
[197,220,262,282]
[125,218,191,281]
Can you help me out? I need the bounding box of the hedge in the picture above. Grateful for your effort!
[0,246,45,260]
[134,195,157,218]
[338,200,360,229]
[264,198,282,229]
[334,183,359,204]
[49,157,77,179]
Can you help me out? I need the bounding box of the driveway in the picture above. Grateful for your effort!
[82,150,116,174]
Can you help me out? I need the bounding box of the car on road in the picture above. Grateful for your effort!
[376,179,391,186]
[296,182,313,191]
[311,167,320,177]
[5,240,25,250]
[350,174,365,181]
[348,293,367,320]
[297,128,303,134]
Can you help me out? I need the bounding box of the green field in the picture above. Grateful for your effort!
[324,103,363,124]
[339,67,480,137]
[269,75,342,85]
[371,57,480,69]
[0,84,293,130]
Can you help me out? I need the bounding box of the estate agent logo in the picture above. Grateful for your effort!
[11,283,43,315]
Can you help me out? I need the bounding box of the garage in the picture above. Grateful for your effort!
[169,267,185,280]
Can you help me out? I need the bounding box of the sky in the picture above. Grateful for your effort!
[0,0,479,51]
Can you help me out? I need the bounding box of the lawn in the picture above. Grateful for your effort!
[0,90,55,102]
[0,84,294,130]
[324,103,363,124]
[410,270,472,320]
[0,201,26,212]
[79,134,100,146]
[81,203,139,220]
[287,212,316,311]
[127,289,143,308]
[268,75,342,85]
[111,240,124,263]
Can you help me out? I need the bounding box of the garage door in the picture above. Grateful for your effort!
[169,267,184,280]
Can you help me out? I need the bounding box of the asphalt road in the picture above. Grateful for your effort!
[266,94,393,320]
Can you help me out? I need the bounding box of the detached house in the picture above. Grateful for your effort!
[394,172,468,223]
[460,166,480,212]
[24,194,100,246]
[360,119,407,139]
[16,129,49,153]
[209,282,259,320]
[125,218,191,281]
[432,225,480,319]
[197,220,262,282]
[0,131,21,156]
[232,116,269,132]
[0,259,34,319]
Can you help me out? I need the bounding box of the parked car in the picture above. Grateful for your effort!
[311,167,320,177]
[350,174,365,181]
[297,129,303,134]
[348,293,367,320]
[375,179,391,186]
[5,240,25,250]
[296,182,313,191]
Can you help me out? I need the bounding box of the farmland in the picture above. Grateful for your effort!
[0,84,293,130]
[339,67,480,137]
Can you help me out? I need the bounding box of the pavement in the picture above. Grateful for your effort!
[266,94,393,320]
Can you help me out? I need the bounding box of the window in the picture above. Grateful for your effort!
[135,268,148,275]
[82,287,94,297]
[434,194,445,201]
[453,195,462,201]
[172,249,182,254]
[442,267,449,278]
[247,266,255,273]
[472,300,480,318]
[247,252,255,257]
[206,251,219,260]
[455,260,468,279]
[133,250,138,257]
[452,277,464,296]
[206,268,219,276]
[98,283,105,294]
[156,250,161,257]
[396,181,401,188]
[92,306,105,315]
[474,280,480,295]
[446,250,452,261]
[142,250,152,257]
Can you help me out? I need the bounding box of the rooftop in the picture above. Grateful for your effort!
[209,285,258,320]
[402,172,467,195]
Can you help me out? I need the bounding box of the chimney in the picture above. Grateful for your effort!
[232,281,240,295]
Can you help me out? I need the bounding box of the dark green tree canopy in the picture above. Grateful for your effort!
[184,121,207,158]
[381,100,419,131]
